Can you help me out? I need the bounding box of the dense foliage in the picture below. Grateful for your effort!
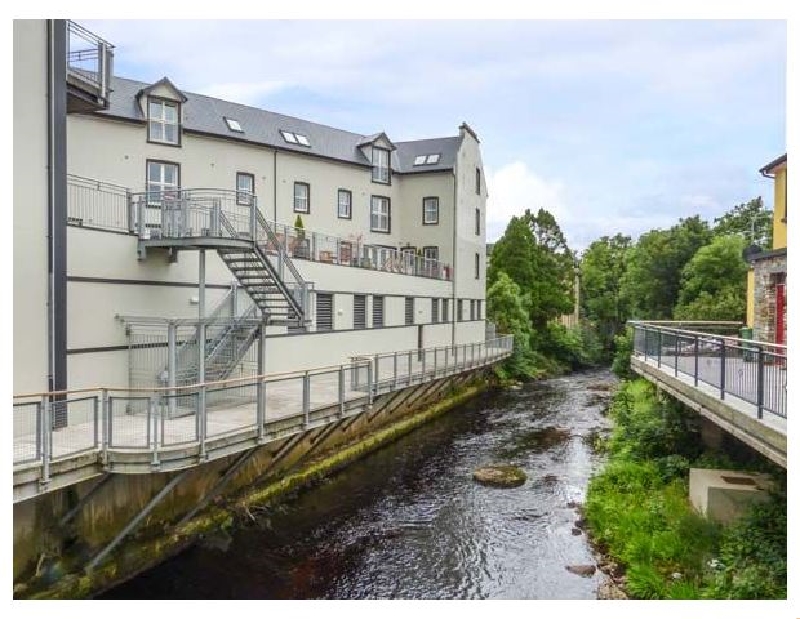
[487,209,599,380]
[673,235,748,321]
[585,380,786,599]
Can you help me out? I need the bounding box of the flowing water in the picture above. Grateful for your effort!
[103,369,615,600]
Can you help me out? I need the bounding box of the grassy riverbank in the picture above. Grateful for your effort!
[585,379,786,599]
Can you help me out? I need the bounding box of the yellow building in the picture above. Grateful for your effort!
[746,153,787,343]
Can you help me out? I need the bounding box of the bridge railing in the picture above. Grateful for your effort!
[630,321,786,420]
[12,336,514,477]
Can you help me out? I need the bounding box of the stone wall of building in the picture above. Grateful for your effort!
[752,253,786,343]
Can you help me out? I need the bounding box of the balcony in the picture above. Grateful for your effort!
[67,20,114,113]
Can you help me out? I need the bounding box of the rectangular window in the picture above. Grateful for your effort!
[373,295,384,327]
[405,297,414,326]
[147,98,180,145]
[337,189,352,219]
[354,294,366,329]
[477,300,483,320]
[236,172,254,206]
[458,299,464,322]
[475,208,481,235]
[294,182,310,213]
[372,147,390,184]
[316,293,333,331]
[422,197,440,225]
[422,246,439,261]
[476,168,481,195]
[146,160,180,204]
[475,253,480,279]
[470,300,476,321]
[431,298,439,323]
[370,196,391,233]
[442,298,449,322]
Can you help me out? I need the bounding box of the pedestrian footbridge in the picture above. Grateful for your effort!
[629,322,786,468]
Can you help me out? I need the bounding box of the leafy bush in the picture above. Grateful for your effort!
[585,379,785,600]
[611,327,633,378]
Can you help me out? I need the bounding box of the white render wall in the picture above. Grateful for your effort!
[57,100,488,391]
[13,20,50,395]
[67,115,458,268]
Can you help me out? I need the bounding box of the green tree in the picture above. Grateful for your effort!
[521,208,575,328]
[580,233,631,353]
[713,197,773,250]
[486,271,537,379]
[673,235,747,321]
[621,216,712,320]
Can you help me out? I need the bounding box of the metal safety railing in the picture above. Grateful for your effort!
[13,336,514,477]
[630,321,787,420]
[67,20,114,107]
[67,174,130,232]
[255,216,451,280]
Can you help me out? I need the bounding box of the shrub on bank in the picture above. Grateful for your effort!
[585,379,786,600]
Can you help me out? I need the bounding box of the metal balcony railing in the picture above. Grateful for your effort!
[257,217,452,281]
[12,336,515,475]
[67,174,129,232]
[630,321,787,420]
[67,20,114,109]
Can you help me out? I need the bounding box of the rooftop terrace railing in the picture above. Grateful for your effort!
[630,321,786,421]
[13,336,513,482]
[67,20,114,108]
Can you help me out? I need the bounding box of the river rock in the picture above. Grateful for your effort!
[566,564,597,577]
[566,501,583,509]
[571,527,582,536]
[472,465,526,488]
[597,579,627,599]
[574,518,587,530]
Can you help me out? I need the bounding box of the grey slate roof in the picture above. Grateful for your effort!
[99,76,461,174]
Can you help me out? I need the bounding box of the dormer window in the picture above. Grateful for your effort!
[147,97,180,145]
[225,117,243,132]
[280,130,311,147]
[414,154,441,166]
[372,147,390,184]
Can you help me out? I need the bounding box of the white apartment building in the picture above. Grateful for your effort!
[14,19,488,401]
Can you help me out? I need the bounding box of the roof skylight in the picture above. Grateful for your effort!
[224,117,243,132]
[280,130,310,147]
[413,153,441,166]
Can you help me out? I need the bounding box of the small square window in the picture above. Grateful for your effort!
[225,117,243,132]
[295,134,310,147]
[414,155,427,166]
[281,130,298,144]
[426,154,440,164]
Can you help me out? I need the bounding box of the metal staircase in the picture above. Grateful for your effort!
[157,287,261,389]
[131,188,311,330]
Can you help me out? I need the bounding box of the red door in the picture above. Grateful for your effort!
[776,283,786,345]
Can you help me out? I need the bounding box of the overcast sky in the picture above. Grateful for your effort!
[84,19,786,252]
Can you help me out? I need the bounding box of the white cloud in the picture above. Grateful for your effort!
[486,161,568,236]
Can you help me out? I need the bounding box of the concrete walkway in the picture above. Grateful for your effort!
[14,344,509,465]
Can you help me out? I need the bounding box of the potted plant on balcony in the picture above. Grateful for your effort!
[293,214,310,259]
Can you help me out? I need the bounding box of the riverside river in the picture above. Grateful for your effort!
[104,370,615,600]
